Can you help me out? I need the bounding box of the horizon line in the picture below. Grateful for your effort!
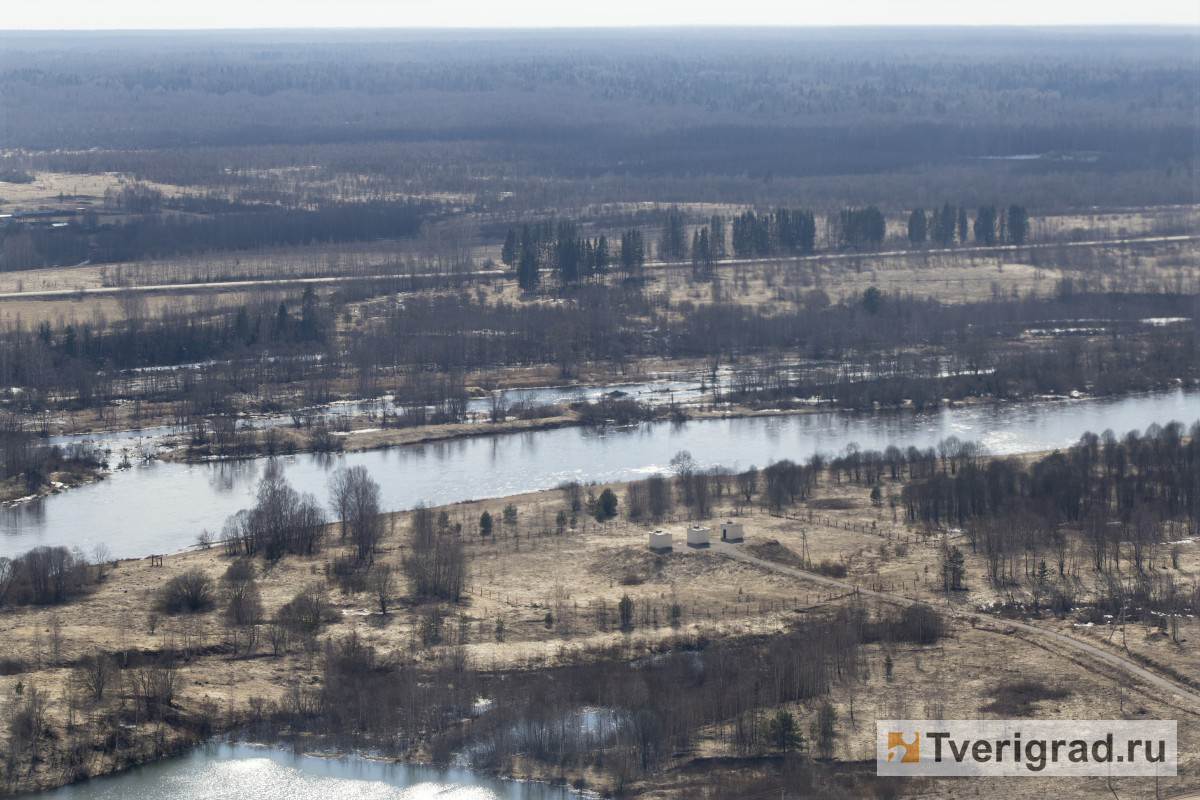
[3,23,1198,32]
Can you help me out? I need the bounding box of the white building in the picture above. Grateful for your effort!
[686,524,711,548]
[648,529,673,553]
[720,521,744,543]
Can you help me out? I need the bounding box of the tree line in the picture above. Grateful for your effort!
[0,199,435,271]
[907,202,1028,247]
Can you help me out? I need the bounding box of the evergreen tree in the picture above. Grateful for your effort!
[933,202,957,246]
[1007,204,1029,244]
[580,237,595,279]
[554,220,580,286]
[658,207,688,261]
[501,228,518,268]
[299,285,321,342]
[708,214,726,258]
[274,301,290,339]
[619,229,645,278]
[836,207,886,249]
[795,209,816,253]
[764,709,803,752]
[907,208,927,245]
[595,235,609,273]
[690,228,714,279]
[941,545,965,591]
[956,207,969,244]
[973,206,997,245]
[517,224,539,292]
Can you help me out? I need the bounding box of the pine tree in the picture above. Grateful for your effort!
[907,208,927,245]
[708,214,726,258]
[933,202,956,246]
[1007,204,1029,244]
[595,235,609,273]
[274,301,290,339]
[658,207,688,261]
[620,229,645,279]
[299,285,320,342]
[941,545,965,591]
[501,228,518,267]
[517,224,539,292]
[956,207,969,245]
[554,220,579,286]
[973,206,997,245]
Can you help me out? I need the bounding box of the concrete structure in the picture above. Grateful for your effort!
[720,521,744,543]
[648,529,673,553]
[686,524,711,548]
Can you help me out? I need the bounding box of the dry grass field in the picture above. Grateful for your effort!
[2,466,1197,797]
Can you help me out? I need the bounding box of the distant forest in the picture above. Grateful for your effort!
[0,29,1195,210]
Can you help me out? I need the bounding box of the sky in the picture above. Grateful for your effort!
[2,0,1198,30]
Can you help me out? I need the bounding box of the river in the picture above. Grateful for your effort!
[18,743,581,799]
[4,389,1197,560]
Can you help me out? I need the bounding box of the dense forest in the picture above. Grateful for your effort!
[0,30,1194,209]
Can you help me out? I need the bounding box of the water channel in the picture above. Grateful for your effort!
[4,389,1196,560]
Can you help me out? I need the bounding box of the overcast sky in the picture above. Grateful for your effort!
[3,0,1198,30]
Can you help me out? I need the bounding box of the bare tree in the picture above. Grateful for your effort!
[74,650,116,701]
[403,505,467,601]
[266,621,290,657]
[328,466,384,564]
[91,544,112,582]
[222,559,263,625]
[0,556,14,607]
[370,563,395,614]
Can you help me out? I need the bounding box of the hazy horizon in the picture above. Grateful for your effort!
[4,0,1198,31]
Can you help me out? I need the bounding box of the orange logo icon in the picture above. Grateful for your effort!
[887,732,919,763]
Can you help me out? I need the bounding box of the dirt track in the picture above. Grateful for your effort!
[0,232,1194,300]
[713,540,1200,712]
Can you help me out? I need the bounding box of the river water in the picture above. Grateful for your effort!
[18,743,581,799]
[4,389,1197,560]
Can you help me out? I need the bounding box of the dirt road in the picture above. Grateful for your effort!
[0,233,1193,300]
[712,540,1200,711]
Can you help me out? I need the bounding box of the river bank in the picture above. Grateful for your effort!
[5,446,1200,799]
[3,387,1196,561]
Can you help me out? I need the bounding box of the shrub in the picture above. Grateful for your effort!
[980,680,1070,717]
[593,488,619,521]
[618,593,634,630]
[158,569,215,614]
[222,560,262,625]
[279,584,335,633]
[890,604,946,645]
[812,560,847,579]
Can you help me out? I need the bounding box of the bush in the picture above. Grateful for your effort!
[279,584,335,633]
[890,604,946,645]
[593,488,619,521]
[812,560,847,579]
[980,680,1070,717]
[618,593,634,630]
[222,560,262,625]
[158,569,215,614]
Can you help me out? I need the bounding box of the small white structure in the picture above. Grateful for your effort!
[648,529,673,553]
[686,524,711,548]
[720,521,744,543]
